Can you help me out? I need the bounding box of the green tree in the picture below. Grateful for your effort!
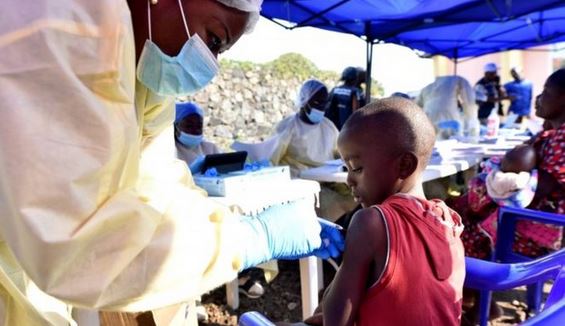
[221,53,385,97]
[265,53,322,79]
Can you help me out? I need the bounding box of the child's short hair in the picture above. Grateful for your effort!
[342,97,436,169]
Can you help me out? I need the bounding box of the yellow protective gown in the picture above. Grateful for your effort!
[0,0,246,324]
[269,114,352,221]
[270,114,339,177]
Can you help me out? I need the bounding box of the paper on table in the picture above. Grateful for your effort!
[324,159,344,166]
[486,144,516,151]
[504,135,531,142]
[434,139,485,161]
[231,135,281,162]
[434,139,459,160]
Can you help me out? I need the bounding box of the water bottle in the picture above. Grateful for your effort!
[466,118,480,143]
[486,108,500,137]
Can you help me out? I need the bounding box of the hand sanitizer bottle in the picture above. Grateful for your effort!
[486,108,500,137]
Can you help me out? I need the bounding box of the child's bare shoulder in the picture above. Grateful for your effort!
[347,207,387,244]
[345,207,389,286]
[350,207,383,227]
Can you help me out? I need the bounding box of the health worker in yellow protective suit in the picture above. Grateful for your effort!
[0,0,344,325]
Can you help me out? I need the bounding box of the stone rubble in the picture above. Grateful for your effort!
[184,62,338,151]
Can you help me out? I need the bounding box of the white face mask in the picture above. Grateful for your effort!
[307,108,325,124]
[136,0,219,96]
[177,131,203,147]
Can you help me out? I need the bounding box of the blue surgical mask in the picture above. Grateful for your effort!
[178,131,203,147]
[307,108,325,124]
[136,0,219,96]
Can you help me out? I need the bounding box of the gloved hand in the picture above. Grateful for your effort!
[239,199,321,271]
[189,155,205,175]
[238,200,346,271]
[311,218,344,260]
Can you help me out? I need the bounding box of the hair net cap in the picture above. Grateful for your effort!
[216,0,263,33]
[216,0,262,12]
[175,102,204,123]
[295,79,327,110]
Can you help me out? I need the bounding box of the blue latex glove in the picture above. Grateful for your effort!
[189,155,205,175]
[239,199,322,271]
[238,201,346,271]
[311,218,345,260]
[290,218,345,260]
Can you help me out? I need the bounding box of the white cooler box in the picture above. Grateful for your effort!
[193,166,291,197]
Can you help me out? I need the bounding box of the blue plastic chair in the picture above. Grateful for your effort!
[522,295,565,326]
[476,206,565,326]
[466,250,565,325]
[239,311,275,326]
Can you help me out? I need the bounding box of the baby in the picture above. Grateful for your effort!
[485,144,538,208]
[500,144,536,173]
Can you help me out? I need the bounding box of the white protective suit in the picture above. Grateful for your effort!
[0,1,253,324]
[417,75,477,133]
[271,114,339,178]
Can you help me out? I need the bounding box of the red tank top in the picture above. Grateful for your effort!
[357,194,465,326]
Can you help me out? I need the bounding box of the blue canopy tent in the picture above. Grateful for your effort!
[386,5,565,62]
[261,0,565,98]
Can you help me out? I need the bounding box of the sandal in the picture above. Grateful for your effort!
[238,277,265,299]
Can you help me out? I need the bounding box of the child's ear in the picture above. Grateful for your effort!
[398,152,418,179]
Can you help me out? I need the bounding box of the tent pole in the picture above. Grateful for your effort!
[454,48,459,75]
[366,40,373,102]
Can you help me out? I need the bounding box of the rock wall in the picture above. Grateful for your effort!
[187,62,338,151]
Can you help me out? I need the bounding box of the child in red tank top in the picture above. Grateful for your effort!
[317,98,465,326]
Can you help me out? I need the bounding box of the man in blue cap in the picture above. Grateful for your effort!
[475,62,507,123]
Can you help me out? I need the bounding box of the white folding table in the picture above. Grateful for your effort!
[300,155,483,184]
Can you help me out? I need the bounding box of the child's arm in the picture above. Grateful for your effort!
[322,208,388,326]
